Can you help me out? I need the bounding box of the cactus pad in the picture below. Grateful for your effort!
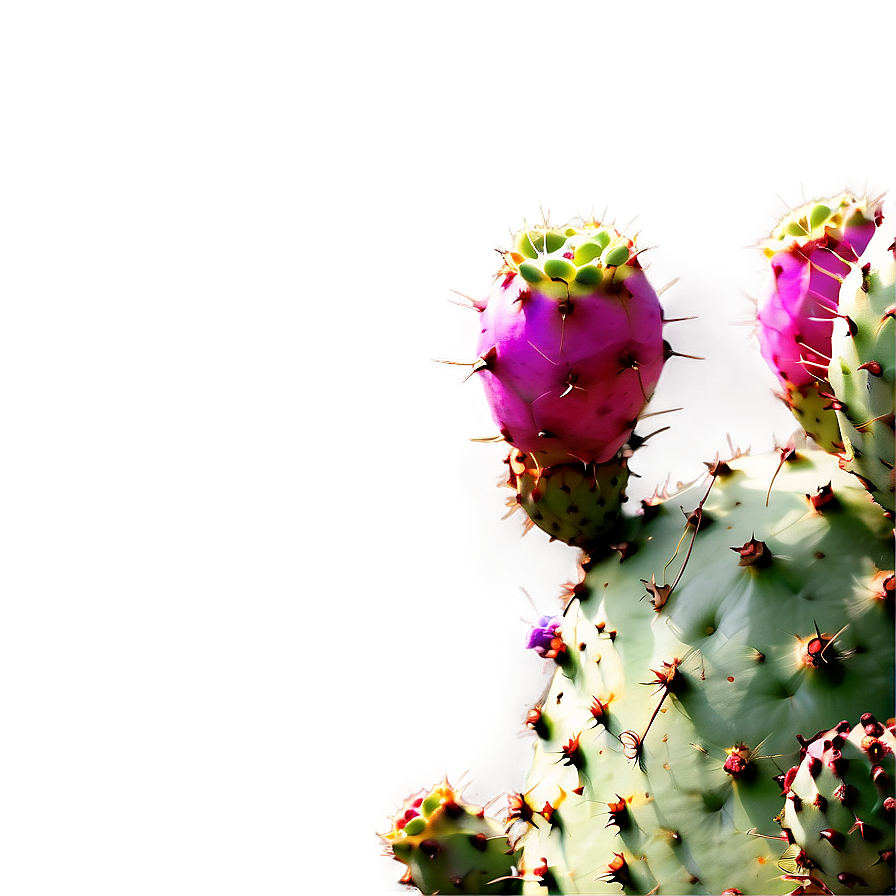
[514,448,893,894]
[828,247,896,512]
[504,449,630,550]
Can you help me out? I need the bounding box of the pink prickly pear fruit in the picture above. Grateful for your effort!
[472,220,666,467]
[755,193,883,450]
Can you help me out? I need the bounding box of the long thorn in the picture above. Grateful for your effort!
[638,407,684,420]
[668,473,716,594]
[854,413,891,431]
[657,278,681,297]
[796,340,831,362]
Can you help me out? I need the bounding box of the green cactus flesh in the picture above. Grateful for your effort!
[504,449,630,550]
[777,380,847,456]
[513,448,893,894]
[828,249,896,512]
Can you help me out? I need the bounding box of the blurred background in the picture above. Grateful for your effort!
[0,1,892,892]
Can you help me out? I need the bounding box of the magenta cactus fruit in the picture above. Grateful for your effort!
[755,193,883,450]
[472,220,666,466]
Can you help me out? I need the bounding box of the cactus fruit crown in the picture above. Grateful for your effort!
[761,193,881,261]
[501,220,643,298]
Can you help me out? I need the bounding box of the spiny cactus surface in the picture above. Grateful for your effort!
[504,448,631,550]
[829,212,896,512]
[515,447,893,894]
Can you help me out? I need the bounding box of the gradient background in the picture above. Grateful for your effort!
[1,1,892,892]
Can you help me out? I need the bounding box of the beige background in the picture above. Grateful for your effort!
[0,0,892,892]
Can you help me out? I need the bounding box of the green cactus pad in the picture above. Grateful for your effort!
[383,778,522,894]
[543,257,579,282]
[515,448,893,894]
[828,249,896,512]
[504,449,629,552]
[778,380,845,455]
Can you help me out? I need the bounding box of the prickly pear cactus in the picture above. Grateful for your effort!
[383,201,895,896]
[471,220,667,467]
[515,447,893,894]
[381,778,522,894]
[828,247,896,512]
[754,193,882,453]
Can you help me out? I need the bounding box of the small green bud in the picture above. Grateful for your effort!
[519,262,546,284]
[573,239,606,265]
[544,230,568,253]
[403,816,426,836]
[513,230,541,259]
[574,264,601,285]
[543,257,577,282]
[809,204,832,230]
[784,220,808,237]
[604,244,631,267]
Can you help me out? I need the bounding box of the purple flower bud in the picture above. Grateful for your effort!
[526,615,563,657]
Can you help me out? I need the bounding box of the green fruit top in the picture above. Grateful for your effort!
[503,221,642,298]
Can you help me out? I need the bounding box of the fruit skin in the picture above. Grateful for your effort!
[827,244,896,513]
[779,715,896,895]
[381,778,522,894]
[755,194,884,453]
[513,448,893,894]
[473,221,666,467]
